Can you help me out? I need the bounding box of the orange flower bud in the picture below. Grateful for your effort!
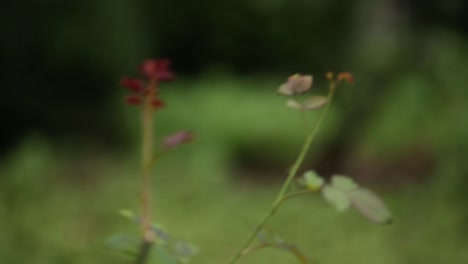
[337,72,354,85]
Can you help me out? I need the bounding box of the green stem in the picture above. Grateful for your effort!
[228,81,337,264]
[276,82,336,203]
[241,242,308,264]
[135,81,159,264]
[140,81,157,243]
[135,240,153,264]
[278,189,316,206]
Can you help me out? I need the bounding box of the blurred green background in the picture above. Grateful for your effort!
[1,0,468,263]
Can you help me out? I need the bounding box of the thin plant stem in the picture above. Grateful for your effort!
[135,240,153,264]
[228,81,337,264]
[275,82,336,203]
[241,244,269,256]
[140,80,157,243]
[278,189,316,206]
[241,243,308,264]
[135,81,158,264]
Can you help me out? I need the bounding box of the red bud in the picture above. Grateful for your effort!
[151,99,165,109]
[121,77,144,92]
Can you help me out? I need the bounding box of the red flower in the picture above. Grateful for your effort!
[121,58,175,108]
[139,59,175,81]
[121,77,144,92]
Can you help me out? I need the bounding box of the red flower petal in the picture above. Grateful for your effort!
[156,71,176,82]
[121,77,144,92]
[139,59,175,81]
[151,99,165,109]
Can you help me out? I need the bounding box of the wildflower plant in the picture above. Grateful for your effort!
[112,59,195,264]
[111,59,392,264]
[227,72,391,264]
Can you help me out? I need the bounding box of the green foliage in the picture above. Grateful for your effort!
[330,175,358,190]
[112,209,198,263]
[348,188,392,224]
[224,73,393,264]
[250,228,309,264]
[322,185,351,212]
[107,233,139,257]
[320,175,392,224]
[152,246,179,264]
[1,67,467,264]
[286,96,328,111]
[301,96,329,110]
[300,170,324,191]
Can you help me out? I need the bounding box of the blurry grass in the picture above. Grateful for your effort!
[1,76,467,263]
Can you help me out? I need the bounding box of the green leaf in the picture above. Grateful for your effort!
[285,96,327,111]
[302,170,324,191]
[152,245,179,264]
[119,209,136,220]
[152,224,171,244]
[322,185,351,212]
[349,188,392,224]
[331,175,358,190]
[173,240,199,262]
[285,99,303,110]
[106,233,139,256]
[302,96,328,110]
[278,83,295,96]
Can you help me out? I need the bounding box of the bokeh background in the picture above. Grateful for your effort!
[1,0,468,263]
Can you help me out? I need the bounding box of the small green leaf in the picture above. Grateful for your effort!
[152,245,179,264]
[349,188,392,224]
[106,233,139,256]
[119,209,136,220]
[173,240,199,262]
[152,224,171,244]
[322,185,351,212]
[302,96,328,110]
[331,175,358,190]
[302,170,324,191]
[285,99,303,110]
